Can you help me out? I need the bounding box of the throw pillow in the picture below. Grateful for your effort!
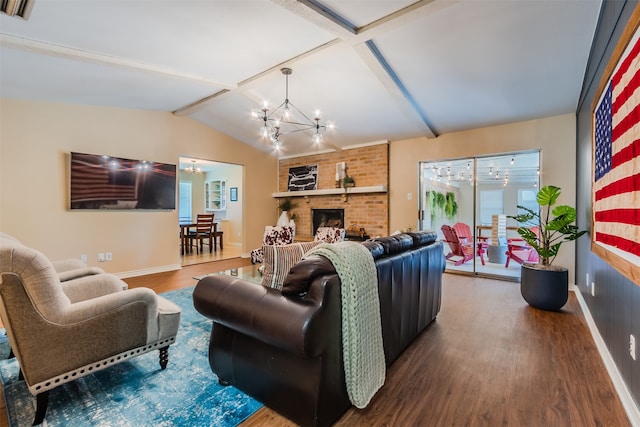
[261,241,320,290]
[314,227,346,244]
[263,225,294,246]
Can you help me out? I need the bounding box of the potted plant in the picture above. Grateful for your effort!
[508,185,587,311]
[277,197,298,226]
[342,175,355,188]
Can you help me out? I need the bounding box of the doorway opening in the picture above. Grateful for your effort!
[419,150,540,281]
[179,156,244,266]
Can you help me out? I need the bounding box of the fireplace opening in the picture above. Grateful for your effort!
[312,209,344,236]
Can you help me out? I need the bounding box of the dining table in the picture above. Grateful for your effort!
[179,222,195,255]
[180,221,219,255]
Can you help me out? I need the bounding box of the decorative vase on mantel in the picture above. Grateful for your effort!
[277,211,290,227]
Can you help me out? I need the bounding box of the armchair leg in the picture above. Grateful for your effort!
[33,391,49,425]
[159,346,169,370]
[218,378,230,386]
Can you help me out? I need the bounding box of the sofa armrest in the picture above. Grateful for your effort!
[61,273,127,303]
[58,267,106,283]
[51,258,88,273]
[57,288,158,326]
[194,274,339,358]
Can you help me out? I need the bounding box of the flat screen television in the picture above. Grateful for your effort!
[70,152,176,210]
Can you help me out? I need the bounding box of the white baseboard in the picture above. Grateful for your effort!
[573,288,640,426]
[115,264,181,279]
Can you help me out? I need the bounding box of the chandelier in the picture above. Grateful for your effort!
[252,67,333,149]
[184,160,201,173]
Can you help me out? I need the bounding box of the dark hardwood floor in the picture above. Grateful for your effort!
[242,273,630,427]
[0,260,630,426]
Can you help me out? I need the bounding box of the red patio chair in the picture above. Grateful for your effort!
[454,221,489,250]
[441,224,485,266]
[505,226,540,267]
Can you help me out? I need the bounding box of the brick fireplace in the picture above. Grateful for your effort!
[312,208,344,236]
[278,144,389,240]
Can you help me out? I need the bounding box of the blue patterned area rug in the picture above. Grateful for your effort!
[0,286,262,426]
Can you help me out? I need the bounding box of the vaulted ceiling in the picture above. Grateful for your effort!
[0,0,602,157]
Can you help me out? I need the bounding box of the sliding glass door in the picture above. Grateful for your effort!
[420,150,540,280]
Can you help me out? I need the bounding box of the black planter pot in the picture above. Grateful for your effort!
[520,264,569,311]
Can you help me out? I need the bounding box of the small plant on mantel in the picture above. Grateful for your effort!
[277,197,298,227]
[277,197,298,213]
[342,175,355,188]
[278,197,298,212]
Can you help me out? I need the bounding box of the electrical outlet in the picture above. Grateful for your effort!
[591,281,595,297]
[631,335,636,361]
[105,252,112,261]
[80,254,87,263]
[98,253,105,262]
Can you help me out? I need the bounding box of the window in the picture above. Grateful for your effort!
[518,188,539,216]
[479,190,504,225]
[179,181,192,223]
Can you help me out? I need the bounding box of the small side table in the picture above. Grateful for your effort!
[487,245,508,264]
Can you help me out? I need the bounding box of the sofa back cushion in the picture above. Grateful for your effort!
[261,241,321,290]
[406,230,438,247]
[374,234,414,256]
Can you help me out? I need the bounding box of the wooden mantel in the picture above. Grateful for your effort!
[272,185,387,198]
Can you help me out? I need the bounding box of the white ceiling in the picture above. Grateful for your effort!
[0,0,602,157]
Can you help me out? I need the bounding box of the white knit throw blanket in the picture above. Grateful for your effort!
[305,241,385,408]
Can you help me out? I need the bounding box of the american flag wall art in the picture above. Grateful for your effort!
[592,13,640,285]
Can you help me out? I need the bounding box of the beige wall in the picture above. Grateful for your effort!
[0,100,577,279]
[0,99,277,276]
[203,162,243,246]
[389,113,578,279]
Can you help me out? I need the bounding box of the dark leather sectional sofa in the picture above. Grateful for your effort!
[193,230,446,426]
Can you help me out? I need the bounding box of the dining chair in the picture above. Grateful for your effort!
[188,214,215,254]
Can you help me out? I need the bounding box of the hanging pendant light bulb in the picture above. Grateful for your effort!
[185,160,201,173]
[252,68,332,149]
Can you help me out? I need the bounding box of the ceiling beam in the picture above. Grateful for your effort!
[270,0,356,38]
[0,0,35,19]
[173,38,342,116]
[0,34,236,90]
[354,41,436,138]
[175,0,457,122]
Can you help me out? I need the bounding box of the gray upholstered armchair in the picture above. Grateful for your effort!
[0,236,181,425]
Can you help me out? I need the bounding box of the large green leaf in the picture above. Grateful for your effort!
[536,185,561,206]
[508,185,587,267]
[552,205,576,222]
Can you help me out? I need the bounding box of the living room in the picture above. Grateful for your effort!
[1,1,639,426]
